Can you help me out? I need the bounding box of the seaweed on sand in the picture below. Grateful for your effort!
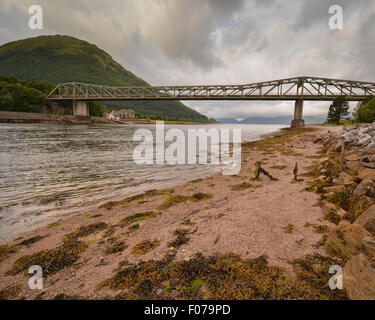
[132,239,160,256]
[97,252,347,300]
[157,193,212,210]
[168,229,190,249]
[0,244,17,263]
[119,212,159,226]
[16,235,46,247]
[7,222,107,277]
[0,285,21,300]
[7,238,88,276]
[105,241,128,255]
[99,189,175,210]
[230,182,253,191]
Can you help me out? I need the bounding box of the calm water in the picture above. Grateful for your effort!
[0,123,285,242]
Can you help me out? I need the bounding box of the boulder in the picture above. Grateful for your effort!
[360,162,375,169]
[321,200,338,211]
[323,192,336,200]
[362,237,375,263]
[325,221,371,259]
[366,154,375,162]
[346,155,359,161]
[346,161,360,172]
[344,254,375,300]
[358,167,375,181]
[355,205,375,236]
[324,185,345,194]
[354,178,375,198]
[333,172,354,186]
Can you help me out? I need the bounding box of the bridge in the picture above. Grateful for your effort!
[48,76,375,127]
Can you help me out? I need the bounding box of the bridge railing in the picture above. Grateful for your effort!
[48,77,375,101]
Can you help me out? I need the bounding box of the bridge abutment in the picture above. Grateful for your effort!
[290,99,305,128]
[73,100,90,119]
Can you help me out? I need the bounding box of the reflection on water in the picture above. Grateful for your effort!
[0,123,285,242]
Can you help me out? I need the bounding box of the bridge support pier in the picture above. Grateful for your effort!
[73,100,90,119]
[291,99,305,128]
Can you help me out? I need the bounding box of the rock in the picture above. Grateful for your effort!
[313,137,322,144]
[360,162,375,169]
[321,200,338,211]
[355,204,375,236]
[367,155,375,162]
[358,167,375,181]
[156,288,163,296]
[346,155,359,161]
[344,254,375,300]
[314,175,327,183]
[333,172,354,186]
[362,237,375,263]
[325,221,371,259]
[354,178,375,198]
[346,161,360,172]
[323,192,336,200]
[324,185,345,194]
[336,207,348,218]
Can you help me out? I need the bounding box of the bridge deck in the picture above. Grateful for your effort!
[48,76,375,101]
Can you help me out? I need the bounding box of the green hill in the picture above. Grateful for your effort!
[0,35,212,122]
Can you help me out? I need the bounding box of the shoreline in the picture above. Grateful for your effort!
[0,111,216,125]
[0,125,355,300]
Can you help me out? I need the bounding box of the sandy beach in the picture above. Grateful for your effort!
[0,126,350,299]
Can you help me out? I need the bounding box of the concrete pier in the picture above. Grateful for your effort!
[290,99,305,128]
[73,100,89,117]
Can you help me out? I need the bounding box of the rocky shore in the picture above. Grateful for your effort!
[312,124,375,299]
[0,125,374,300]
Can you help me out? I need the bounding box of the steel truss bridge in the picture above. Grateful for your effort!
[47,76,375,127]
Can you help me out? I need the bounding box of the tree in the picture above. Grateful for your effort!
[354,97,375,123]
[89,101,107,117]
[327,96,349,124]
[0,93,14,111]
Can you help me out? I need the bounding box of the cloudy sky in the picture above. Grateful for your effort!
[0,0,374,120]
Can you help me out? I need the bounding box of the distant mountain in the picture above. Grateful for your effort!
[0,35,211,122]
[217,115,327,125]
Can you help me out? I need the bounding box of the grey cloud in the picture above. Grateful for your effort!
[0,0,373,120]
